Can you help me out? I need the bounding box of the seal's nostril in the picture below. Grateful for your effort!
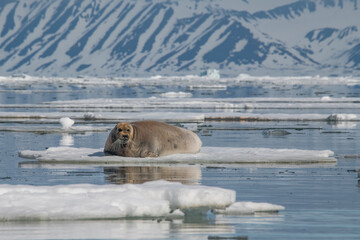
[122,135,129,139]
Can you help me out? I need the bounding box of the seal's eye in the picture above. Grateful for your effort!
[118,128,122,132]
[126,129,130,132]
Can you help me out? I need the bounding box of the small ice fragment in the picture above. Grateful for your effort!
[169,209,185,217]
[326,114,357,122]
[160,92,192,98]
[83,112,96,120]
[181,123,198,131]
[263,129,291,136]
[321,96,331,101]
[244,104,253,110]
[214,201,285,215]
[59,117,74,129]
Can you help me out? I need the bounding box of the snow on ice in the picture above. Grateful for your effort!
[214,202,285,215]
[59,117,75,129]
[1,75,360,87]
[0,111,359,125]
[0,180,287,221]
[0,181,235,221]
[19,146,336,164]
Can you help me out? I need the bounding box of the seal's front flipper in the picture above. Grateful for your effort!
[141,151,159,158]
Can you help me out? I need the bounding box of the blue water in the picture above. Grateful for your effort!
[0,79,359,239]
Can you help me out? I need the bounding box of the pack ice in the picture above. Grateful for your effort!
[0,180,284,221]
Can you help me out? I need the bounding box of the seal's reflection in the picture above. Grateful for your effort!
[104,166,202,185]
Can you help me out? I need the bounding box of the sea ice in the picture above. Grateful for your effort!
[159,92,192,98]
[326,113,358,122]
[18,146,336,164]
[0,180,236,221]
[59,117,74,129]
[1,74,360,87]
[214,201,285,215]
[1,111,359,124]
[4,96,360,114]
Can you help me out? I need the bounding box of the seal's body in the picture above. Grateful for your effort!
[104,120,202,158]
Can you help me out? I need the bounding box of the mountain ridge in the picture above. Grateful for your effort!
[0,0,359,77]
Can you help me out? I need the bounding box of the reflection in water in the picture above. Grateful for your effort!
[328,121,357,129]
[104,166,202,185]
[216,214,284,227]
[60,133,74,146]
[0,218,235,240]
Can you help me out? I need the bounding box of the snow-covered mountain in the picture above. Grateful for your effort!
[0,0,359,77]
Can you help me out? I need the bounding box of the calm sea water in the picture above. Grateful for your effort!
[0,78,359,239]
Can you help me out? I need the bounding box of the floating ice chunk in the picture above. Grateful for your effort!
[18,146,337,164]
[2,111,359,124]
[326,114,357,122]
[1,74,360,86]
[0,180,235,221]
[214,201,285,215]
[331,121,357,129]
[150,75,163,79]
[83,112,97,120]
[262,129,291,136]
[181,123,198,131]
[160,92,192,98]
[321,96,331,101]
[59,117,74,129]
[237,73,252,79]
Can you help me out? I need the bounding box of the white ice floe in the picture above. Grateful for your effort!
[206,112,360,122]
[32,97,360,110]
[0,111,205,123]
[326,113,358,122]
[0,181,235,221]
[0,125,111,133]
[321,96,331,101]
[1,74,359,86]
[3,97,360,111]
[0,111,359,124]
[214,202,285,215]
[19,146,336,164]
[160,92,192,98]
[59,117,74,129]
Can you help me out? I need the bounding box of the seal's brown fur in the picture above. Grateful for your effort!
[104,120,202,158]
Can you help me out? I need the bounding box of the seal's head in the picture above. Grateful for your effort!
[115,122,134,144]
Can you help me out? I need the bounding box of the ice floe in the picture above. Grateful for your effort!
[59,117,75,129]
[0,180,286,221]
[19,146,336,164]
[0,111,359,125]
[0,181,235,221]
[3,97,360,111]
[214,202,285,215]
[0,125,110,133]
[326,113,358,122]
[0,111,205,123]
[1,74,359,86]
[159,92,192,98]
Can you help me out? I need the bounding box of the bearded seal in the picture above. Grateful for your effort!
[104,120,202,158]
